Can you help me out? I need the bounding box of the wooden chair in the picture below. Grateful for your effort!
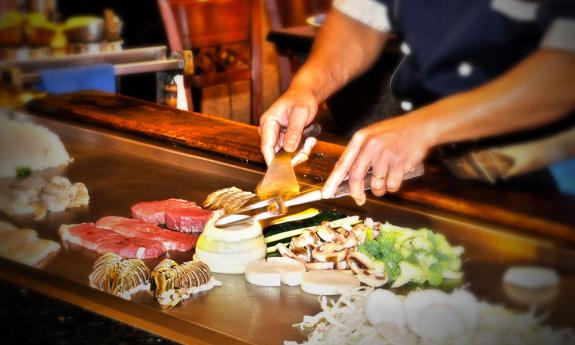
[157,0,263,124]
[264,0,331,92]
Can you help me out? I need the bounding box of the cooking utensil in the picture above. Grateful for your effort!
[255,123,322,198]
[103,9,122,42]
[215,163,425,227]
[255,150,299,198]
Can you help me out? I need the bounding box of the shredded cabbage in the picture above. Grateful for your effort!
[284,288,575,345]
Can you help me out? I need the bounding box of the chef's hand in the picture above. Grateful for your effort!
[322,115,432,205]
[259,90,318,166]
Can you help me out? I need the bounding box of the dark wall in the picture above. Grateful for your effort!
[58,0,168,101]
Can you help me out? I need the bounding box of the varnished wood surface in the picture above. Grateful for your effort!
[27,91,575,244]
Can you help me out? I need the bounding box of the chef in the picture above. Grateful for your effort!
[259,0,575,205]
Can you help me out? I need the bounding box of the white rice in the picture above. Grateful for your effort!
[0,117,70,177]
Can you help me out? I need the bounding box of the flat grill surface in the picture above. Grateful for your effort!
[0,112,574,345]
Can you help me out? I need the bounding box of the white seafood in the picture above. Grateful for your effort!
[0,176,89,220]
[364,289,406,328]
[41,182,70,212]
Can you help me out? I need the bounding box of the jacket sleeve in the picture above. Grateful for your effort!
[332,0,394,32]
[539,0,575,52]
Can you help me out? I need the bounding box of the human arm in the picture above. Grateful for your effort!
[322,48,575,205]
[259,8,389,164]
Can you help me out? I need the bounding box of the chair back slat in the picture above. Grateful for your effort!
[158,0,263,123]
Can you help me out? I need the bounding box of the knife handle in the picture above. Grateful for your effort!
[290,123,322,166]
[333,163,425,198]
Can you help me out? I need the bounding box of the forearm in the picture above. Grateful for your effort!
[416,49,575,147]
[289,9,388,104]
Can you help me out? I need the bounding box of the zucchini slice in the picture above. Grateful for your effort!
[264,210,347,252]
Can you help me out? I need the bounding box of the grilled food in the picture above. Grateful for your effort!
[89,252,150,299]
[151,259,221,308]
[203,187,255,214]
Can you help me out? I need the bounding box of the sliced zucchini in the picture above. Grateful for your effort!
[329,215,361,229]
[264,227,311,244]
[264,210,346,238]
[270,208,320,225]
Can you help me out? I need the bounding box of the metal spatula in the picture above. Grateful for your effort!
[255,124,322,198]
[256,150,300,198]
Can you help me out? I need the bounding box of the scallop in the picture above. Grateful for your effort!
[364,289,406,328]
[417,303,468,341]
[503,266,560,289]
[404,289,448,334]
[447,289,479,331]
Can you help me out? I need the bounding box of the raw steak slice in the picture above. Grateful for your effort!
[95,236,165,259]
[59,223,165,259]
[96,216,196,251]
[165,207,212,233]
[59,223,125,251]
[131,198,196,225]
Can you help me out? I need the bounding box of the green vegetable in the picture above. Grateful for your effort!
[358,222,464,288]
[264,209,347,253]
[16,167,32,177]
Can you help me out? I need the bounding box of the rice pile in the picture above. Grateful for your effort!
[0,117,70,177]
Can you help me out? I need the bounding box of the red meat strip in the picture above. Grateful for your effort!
[165,206,212,233]
[95,236,165,259]
[131,198,196,225]
[59,223,165,259]
[96,216,196,251]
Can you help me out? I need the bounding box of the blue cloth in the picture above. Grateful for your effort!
[550,159,575,195]
[37,64,116,94]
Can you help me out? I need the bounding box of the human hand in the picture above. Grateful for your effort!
[259,89,318,165]
[322,115,433,205]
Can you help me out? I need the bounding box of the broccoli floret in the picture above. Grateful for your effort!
[358,224,464,287]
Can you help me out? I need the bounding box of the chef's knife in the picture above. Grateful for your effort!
[256,123,322,198]
[216,163,425,227]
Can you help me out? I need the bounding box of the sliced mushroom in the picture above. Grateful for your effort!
[306,262,335,270]
[292,246,312,262]
[335,260,348,270]
[277,243,297,260]
[347,251,374,272]
[291,229,316,249]
[311,232,323,248]
[347,251,388,287]
[316,222,338,242]
[352,223,368,244]
[312,242,347,263]
[337,231,358,249]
